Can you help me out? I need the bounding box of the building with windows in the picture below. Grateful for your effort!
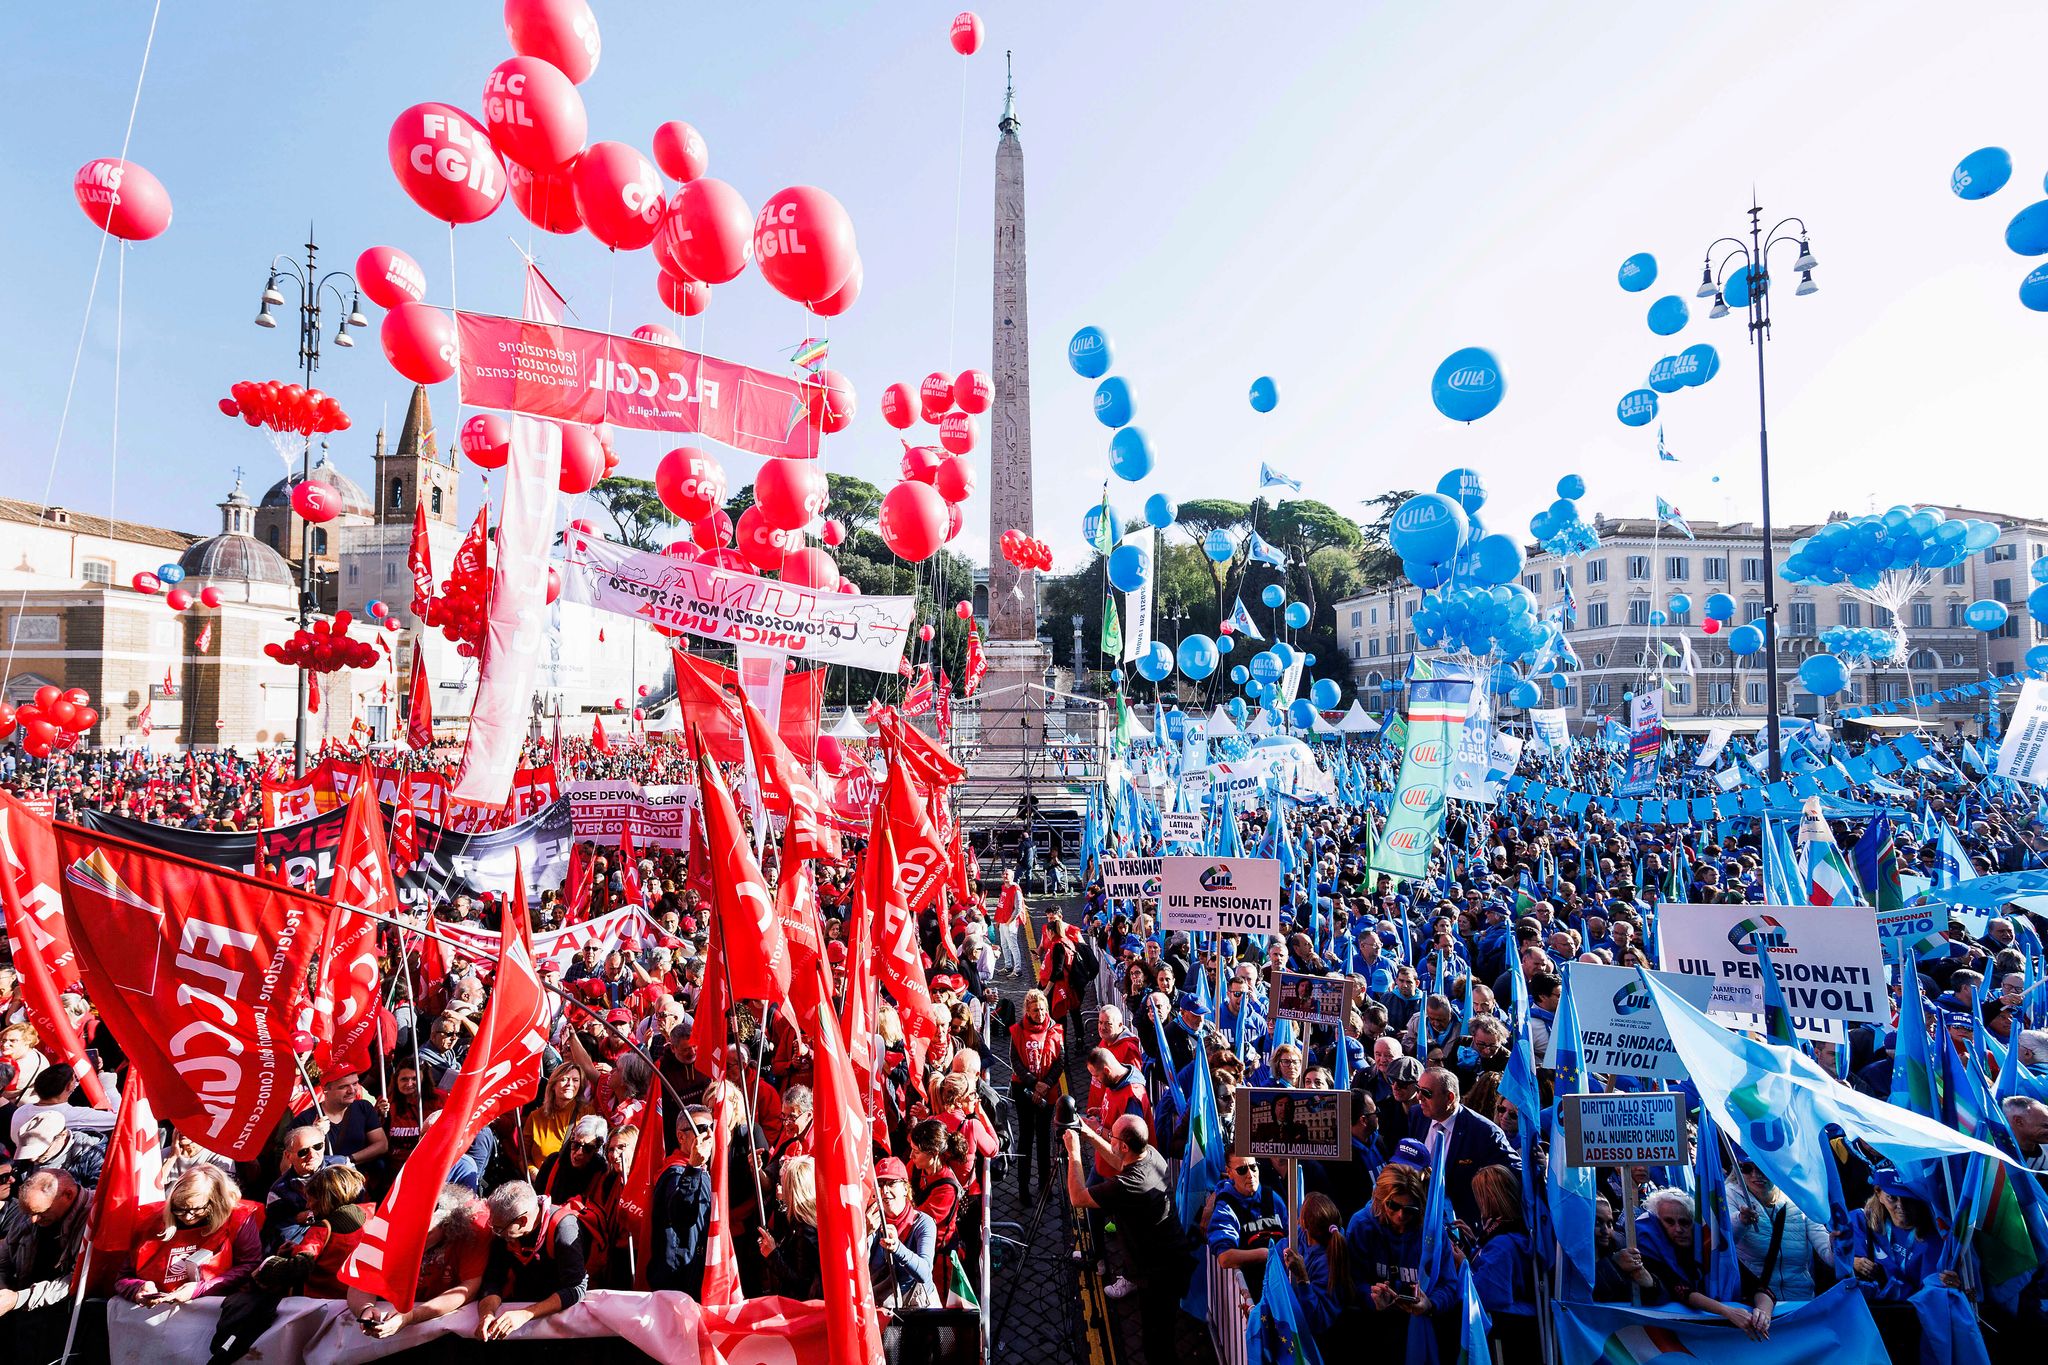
[1333,506,2044,733]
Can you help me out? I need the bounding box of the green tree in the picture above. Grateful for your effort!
[1266,499,1364,617]
[589,477,678,549]
[1173,498,1253,625]
[1354,489,1417,588]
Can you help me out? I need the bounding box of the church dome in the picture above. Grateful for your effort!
[261,453,372,518]
[179,529,295,588]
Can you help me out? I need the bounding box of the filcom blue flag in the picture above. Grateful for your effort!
[1640,973,2014,1223]
[1552,1281,1883,1365]
[1548,965,1599,1300]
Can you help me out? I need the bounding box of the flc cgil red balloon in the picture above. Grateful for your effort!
[632,322,680,347]
[355,246,427,309]
[558,423,606,493]
[460,413,511,469]
[654,445,726,521]
[657,270,710,317]
[659,179,753,284]
[753,458,828,531]
[950,12,984,55]
[73,158,172,240]
[752,186,858,306]
[572,141,664,251]
[652,120,709,182]
[881,481,949,562]
[504,0,602,85]
[381,303,458,385]
[482,56,587,170]
[388,103,506,224]
[809,259,862,318]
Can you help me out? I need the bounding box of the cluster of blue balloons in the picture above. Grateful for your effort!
[1257,582,1313,629]
[1647,343,1720,394]
[1781,506,2000,587]
[1412,583,1546,659]
[1529,474,1599,556]
[1798,653,1850,698]
[1949,147,2048,310]
[1430,347,1505,423]
[1819,625,1901,662]
[1389,469,1532,592]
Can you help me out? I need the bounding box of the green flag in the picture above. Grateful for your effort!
[1091,489,1116,555]
[1370,670,1472,884]
[1101,593,1122,659]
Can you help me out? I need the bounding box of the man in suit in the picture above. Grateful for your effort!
[1413,1066,1519,1227]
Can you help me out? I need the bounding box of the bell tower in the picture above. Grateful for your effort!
[374,384,458,528]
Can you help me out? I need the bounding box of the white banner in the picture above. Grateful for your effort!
[1101,855,1163,902]
[1695,724,1734,768]
[1162,811,1204,846]
[565,781,701,849]
[1656,901,1887,1024]
[1996,679,2048,787]
[1545,963,1714,1079]
[1123,527,1154,664]
[1159,855,1281,935]
[561,535,915,672]
[1530,708,1571,756]
[435,905,672,974]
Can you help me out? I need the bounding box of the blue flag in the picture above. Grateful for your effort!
[1245,1245,1323,1365]
[1259,463,1302,493]
[1553,1281,1883,1365]
[1548,966,1599,1300]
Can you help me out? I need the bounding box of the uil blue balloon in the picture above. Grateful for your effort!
[1284,601,1311,630]
[2031,584,2048,620]
[1136,641,1174,682]
[1288,699,1319,729]
[1726,623,1762,656]
[1508,679,1541,709]
[1311,678,1341,710]
[1248,376,1278,413]
[1144,493,1178,529]
[157,563,186,585]
[1704,592,1735,620]
[1617,390,1658,427]
[1646,295,1689,336]
[1388,493,1468,566]
[1618,252,1657,293]
[1093,375,1134,428]
[1953,147,2013,200]
[2028,644,2048,672]
[1107,542,1151,592]
[1216,633,1235,655]
[1647,356,1684,394]
[1068,325,1112,378]
[1668,593,1692,616]
[1230,665,1249,686]
[1798,653,1849,697]
[1261,584,1286,609]
[1177,634,1219,681]
[1723,264,1754,309]
[1430,347,1505,422]
[1227,697,1247,723]
[1082,502,1122,549]
[1966,599,2010,631]
[1680,342,1719,387]
[1107,426,1154,480]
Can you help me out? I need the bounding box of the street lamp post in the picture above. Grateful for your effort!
[253,228,368,775]
[1697,200,1819,780]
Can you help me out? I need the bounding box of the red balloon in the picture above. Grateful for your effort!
[293,481,341,524]
[356,245,427,309]
[461,413,511,469]
[73,158,172,241]
[633,322,681,347]
[165,588,193,611]
[572,142,664,251]
[656,270,710,317]
[809,259,862,318]
[0,703,14,733]
[506,159,584,234]
[61,688,90,708]
[901,445,945,484]
[613,696,627,710]
[816,735,846,775]
[654,445,727,520]
[820,518,845,548]
[939,411,978,455]
[752,186,858,306]
[199,586,223,609]
[558,423,606,494]
[955,600,973,620]
[46,699,77,729]
[920,371,955,417]
[662,540,699,560]
[954,369,993,414]
[68,707,98,734]
[504,0,602,84]
[659,179,753,284]
[782,546,840,592]
[950,11,984,55]
[802,370,856,435]
[918,624,936,643]
[1702,618,1721,635]
[753,458,828,531]
[22,721,57,757]
[387,103,506,225]
[217,398,240,418]
[632,708,646,721]
[381,303,457,384]
[652,121,709,182]
[546,565,562,604]
[735,505,795,572]
[880,382,916,430]
[132,571,160,595]
[708,548,752,573]
[934,455,976,503]
[693,510,734,549]
[482,56,587,169]
[880,481,949,562]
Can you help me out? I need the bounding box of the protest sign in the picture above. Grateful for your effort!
[566,781,701,850]
[1562,1092,1687,1167]
[1529,708,1572,756]
[1233,1087,1352,1161]
[1267,968,1356,1027]
[1159,856,1281,935]
[1996,679,2048,787]
[1543,963,1715,1080]
[1101,855,1163,903]
[1656,902,1886,1024]
[1161,811,1204,846]
[1619,690,1662,796]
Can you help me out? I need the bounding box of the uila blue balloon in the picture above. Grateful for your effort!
[1093,375,1135,428]
[1617,252,1657,292]
[1068,325,1112,378]
[1430,347,1505,422]
[1249,376,1278,412]
[1951,146,2012,201]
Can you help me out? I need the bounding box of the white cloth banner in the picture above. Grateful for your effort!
[436,904,673,973]
[1995,679,2048,787]
[1695,724,1734,768]
[1123,526,1154,664]
[453,415,560,806]
[561,534,915,672]
[566,781,701,848]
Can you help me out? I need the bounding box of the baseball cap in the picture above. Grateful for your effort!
[874,1157,910,1184]
[13,1112,67,1164]
[605,1007,632,1025]
[1388,1138,1431,1170]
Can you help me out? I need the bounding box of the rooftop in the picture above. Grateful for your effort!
[0,498,198,552]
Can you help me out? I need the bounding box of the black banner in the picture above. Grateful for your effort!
[74,799,573,910]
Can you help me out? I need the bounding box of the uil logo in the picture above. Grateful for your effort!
[1610,983,1653,1017]
[1727,916,1788,954]
[1197,863,1236,892]
[1731,1079,1788,1151]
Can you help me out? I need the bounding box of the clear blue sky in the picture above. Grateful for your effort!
[6,2,2048,570]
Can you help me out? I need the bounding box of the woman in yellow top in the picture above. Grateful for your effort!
[521,1062,597,1178]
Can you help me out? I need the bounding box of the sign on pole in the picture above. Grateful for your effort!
[1268,968,1358,1027]
[1101,855,1163,903]
[1561,1092,1687,1168]
[1232,1087,1353,1160]
[1543,964,1715,1080]
[1159,856,1281,936]
[1655,901,1887,1024]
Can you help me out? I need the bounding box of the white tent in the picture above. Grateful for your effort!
[826,709,872,740]
[1337,700,1382,734]
[1127,712,1155,743]
[1310,711,1341,736]
[1247,709,1279,735]
[1205,706,1241,737]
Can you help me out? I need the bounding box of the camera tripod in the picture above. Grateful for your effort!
[988,1145,1072,1359]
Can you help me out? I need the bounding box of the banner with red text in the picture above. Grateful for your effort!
[263,762,559,831]
[565,781,701,849]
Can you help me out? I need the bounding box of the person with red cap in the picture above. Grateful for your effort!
[868,1157,939,1310]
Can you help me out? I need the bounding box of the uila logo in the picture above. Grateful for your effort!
[1399,787,1435,811]
[1447,366,1498,392]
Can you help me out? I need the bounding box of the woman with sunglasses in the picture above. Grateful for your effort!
[116,1167,263,1307]
[1345,1158,1453,1356]
[535,1114,623,1286]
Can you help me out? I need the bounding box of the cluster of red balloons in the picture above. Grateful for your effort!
[220,381,351,438]
[265,612,381,673]
[454,412,614,493]
[1,687,98,758]
[73,158,171,241]
[426,558,493,658]
[1000,528,1052,571]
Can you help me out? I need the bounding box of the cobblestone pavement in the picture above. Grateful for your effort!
[983,904,1217,1365]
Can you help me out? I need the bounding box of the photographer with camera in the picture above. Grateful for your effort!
[1063,1114,1184,1365]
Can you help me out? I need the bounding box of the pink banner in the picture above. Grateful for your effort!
[456,311,822,459]
[453,416,559,808]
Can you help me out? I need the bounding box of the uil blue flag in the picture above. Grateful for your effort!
[1554,1281,1883,1365]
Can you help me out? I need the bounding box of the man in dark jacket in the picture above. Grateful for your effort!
[649,1104,714,1295]
[477,1182,587,1343]
[0,1170,90,1362]
[1413,1066,1520,1227]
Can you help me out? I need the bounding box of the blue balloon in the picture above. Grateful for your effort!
[1404,558,1451,589]
[1798,653,1849,697]
[1966,599,2010,631]
[1727,624,1765,656]
[2023,264,2048,313]
[1618,252,1657,292]
[1107,426,1153,480]
[1617,389,1658,427]
[1436,468,1488,513]
[1647,356,1684,394]
[1303,653,1316,666]
[1649,610,1667,626]
[1082,503,1122,549]
[1284,602,1311,630]
[157,563,186,585]
[1472,533,1525,585]
[1248,376,1278,412]
[2009,200,2048,256]
[1288,699,1319,729]
[1556,474,1586,500]
[1261,584,1286,609]
[1311,678,1341,710]
[1068,325,1112,378]
[1230,665,1249,685]
[1203,528,1234,562]
[1093,375,1134,428]
[1680,342,1719,387]
[1272,641,1298,667]
[1430,347,1505,422]
[1135,641,1174,682]
[1723,264,1755,308]
[1227,697,1247,723]
[1667,593,1692,616]
[1388,493,1469,566]
[2028,644,2048,672]
[1216,633,1235,655]
[1176,634,1219,681]
[1144,493,1178,529]
[1107,542,1151,592]
[1250,651,1283,686]
[1551,673,1569,690]
[1508,679,1541,709]
[1704,592,1735,620]
[1646,295,1689,336]
[2027,584,2048,619]
[1954,147,2013,200]
[2033,557,2048,585]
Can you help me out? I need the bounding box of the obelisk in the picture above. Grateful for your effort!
[983,53,1051,751]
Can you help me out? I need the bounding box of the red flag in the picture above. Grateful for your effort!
[935,670,954,739]
[407,640,434,750]
[901,664,934,717]
[963,623,986,697]
[872,706,965,789]
[561,841,591,925]
[867,817,939,1079]
[734,685,841,864]
[54,824,331,1157]
[592,713,612,753]
[194,621,213,655]
[683,802,714,906]
[837,844,879,1129]
[669,650,826,766]
[694,903,731,1083]
[811,998,886,1365]
[617,1082,662,1287]
[389,778,421,876]
[408,498,435,618]
[136,699,153,739]
[701,1089,743,1311]
[313,775,390,1077]
[776,862,825,1007]
[343,863,547,1312]
[450,504,488,585]
[85,1072,163,1293]
[418,909,450,999]
[161,665,177,699]
[691,728,792,1005]
[884,757,951,920]
[619,815,645,907]
[0,795,107,1107]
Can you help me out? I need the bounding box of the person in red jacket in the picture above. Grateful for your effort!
[1009,990,1064,1201]
[1084,1047,1153,1181]
[116,1166,263,1305]
[995,871,1027,976]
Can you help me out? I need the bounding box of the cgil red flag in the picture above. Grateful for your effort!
[700,1088,743,1311]
[734,684,842,864]
[884,755,952,920]
[691,727,793,1005]
[53,823,330,1156]
[342,860,548,1312]
[619,813,645,907]
[312,773,390,1078]
[866,814,939,1082]
[617,1082,662,1287]
[811,997,886,1365]
[776,862,826,1021]
[870,705,965,789]
[963,622,986,697]
[407,640,434,751]
[408,497,435,619]
[0,794,108,1107]
[592,713,612,754]
[85,1071,164,1293]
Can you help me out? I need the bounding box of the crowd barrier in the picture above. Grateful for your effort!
[1203,1250,1252,1365]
